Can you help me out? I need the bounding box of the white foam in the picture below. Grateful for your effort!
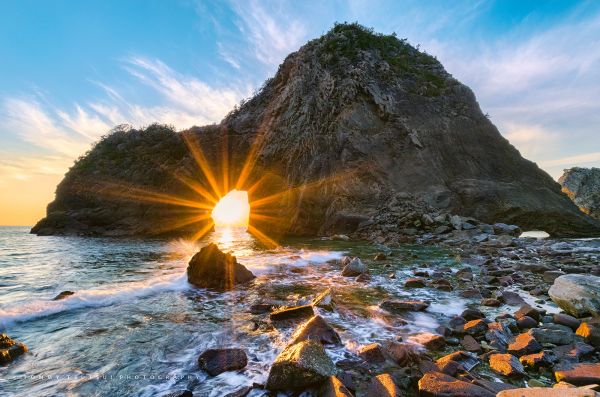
[0,273,189,326]
[239,249,345,275]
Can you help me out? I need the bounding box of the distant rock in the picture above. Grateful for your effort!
[548,274,600,317]
[198,348,247,376]
[559,167,600,220]
[0,334,28,365]
[341,257,367,277]
[187,243,255,290]
[52,291,75,300]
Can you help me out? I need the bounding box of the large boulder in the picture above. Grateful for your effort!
[418,372,495,397]
[559,167,600,220]
[289,315,341,345]
[197,348,248,376]
[265,340,335,390]
[549,275,600,318]
[186,243,255,290]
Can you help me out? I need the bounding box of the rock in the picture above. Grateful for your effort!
[498,388,599,397]
[517,316,538,330]
[548,274,600,317]
[543,270,566,283]
[493,223,522,236]
[383,341,423,366]
[463,319,488,336]
[342,258,367,277]
[198,348,248,376]
[489,353,526,377]
[508,333,542,356]
[404,277,426,288]
[473,379,518,394]
[461,335,482,353]
[418,372,495,397]
[408,333,446,351]
[289,315,341,345]
[266,340,335,390]
[481,298,501,307]
[519,351,557,369]
[500,290,527,306]
[365,373,401,397]
[312,288,334,311]
[555,362,600,386]
[379,300,429,313]
[434,225,452,235]
[331,234,350,241]
[528,327,575,345]
[270,305,314,321]
[0,334,28,365]
[187,244,255,290]
[52,291,75,300]
[485,322,512,351]
[559,167,600,220]
[162,391,193,397]
[249,303,277,314]
[553,342,595,362]
[436,351,480,372]
[515,305,542,322]
[223,387,252,397]
[461,308,485,321]
[319,376,353,397]
[374,253,387,261]
[554,313,581,330]
[357,343,386,363]
[576,322,600,347]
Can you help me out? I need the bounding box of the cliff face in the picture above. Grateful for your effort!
[559,167,600,220]
[32,24,600,238]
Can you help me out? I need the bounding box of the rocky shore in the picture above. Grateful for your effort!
[164,237,600,397]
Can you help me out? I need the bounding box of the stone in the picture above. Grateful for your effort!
[380,300,429,313]
[493,223,522,236]
[576,322,600,347]
[553,342,595,362]
[436,351,480,372]
[460,335,482,352]
[559,167,600,220]
[52,290,75,300]
[515,305,542,322]
[418,372,495,397]
[555,363,600,386]
[357,343,386,363]
[408,333,446,351]
[289,315,341,346]
[485,322,512,351]
[461,308,485,321]
[463,319,488,336]
[383,341,423,366]
[404,277,426,288]
[266,340,335,390]
[500,290,527,306]
[270,305,314,321]
[198,348,248,376]
[0,334,28,365]
[473,379,518,394]
[365,373,402,397]
[553,313,581,330]
[489,353,525,377]
[528,327,575,345]
[498,388,599,397]
[519,351,556,369]
[374,253,387,261]
[517,316,538,330]
[187,244,255,290]
[543,270,566,283]
[162,391,193,397]
[508,333,542,356]
[312,288,334,311]
[481,298,502,307]
[319,376,353,397]
[548,274,600,317]
[342,258,367,277]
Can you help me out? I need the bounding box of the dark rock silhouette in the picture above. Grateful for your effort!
[32,23,600,238]
[187,243,255,290]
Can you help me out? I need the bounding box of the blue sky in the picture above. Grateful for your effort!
[1,0,600,224]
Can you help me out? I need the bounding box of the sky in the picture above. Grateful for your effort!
[1,0,600,225]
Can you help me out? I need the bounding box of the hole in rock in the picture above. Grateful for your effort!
[211,190,250,228]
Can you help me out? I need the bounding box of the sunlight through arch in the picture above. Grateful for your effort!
[211,190,250,228]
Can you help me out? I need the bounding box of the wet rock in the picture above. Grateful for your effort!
[355,273,371,282]
[576,322,600,347]
[365,373,401,397]
[357,343,386,364]
[543,270,566,283]
[249,303,278,314]
[404,277,426,288]
[331,234,350,241]
[312,288,334,312]
[0,334,27,365]
[266,340,335,390]
[481,298,501,307]
[52,290,75,300]
[380,300,429,313]
[436,351,480,372]
[548,274,600,317]
[554,362,600,386]
[460,335,482,353]
[198,348,248,376]
[519,351,557,369]
[515,304,542,322]
[374,253,387,261]
[418,372,495,397]
[517,316,538,330]
[473,379,518,394]
[493,223,521,236]
[553,342,595,362]
[489,353,525,377]
[508,333,542,356]
[187,244,255,290]
[461,308,485,321]
[162,391,193,397]
[270,305,314,321]
[459,289,482,299]
[223,387,252,397]
[408,333,446,351]
[498,388,599,397]
[342,258,367,277]
[500,290,526,306]
[383,341,423,366]
[319,375,353,397]
[290,315,341,346]
[485,322,513,351]
[463,319,488,336]
[528,327,575,345]
[553,313,581,330]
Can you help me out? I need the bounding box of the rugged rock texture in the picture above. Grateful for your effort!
[32,24,600,238]
[559,167,600,220]
[187,244,255,290]
[0,334,28,365]
[548,274,600,318]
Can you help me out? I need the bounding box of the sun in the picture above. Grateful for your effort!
[211,190,250,227]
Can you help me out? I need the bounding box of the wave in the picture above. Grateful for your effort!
[0,273,189,327]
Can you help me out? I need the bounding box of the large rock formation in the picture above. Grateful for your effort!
[559,167,600,220]
[32,23,600,238]
[187,244,255,290]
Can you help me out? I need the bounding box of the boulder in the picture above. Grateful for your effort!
[559,167,600,220]
[498,388,599,397]
[365,374,402,397]
[0,334,28,365]
[319,376,353,397]
[198,348,248,376]
[555,362,600,386]
[519,351,556,369]
[289,315,341,345]
[312,288,334,311]
[187,244,255,290]
[380,300,429,313]
[162,391,193,397]
[436,351,480,372]
[576,322,600,347]
[553,313,581,330]
[463,319,488,336]
[341,258,367,277]
[548,274,600,317]
[52,291,75,300]
[404,278,426,288]
[408,333,446,351]
[418,372,495,397]
[489,353,525,377]
[266,340,335,390]
[357,343,386,364]
[508,333,542,356]
[460,335,481,353]
[528,327,575,345]
[270,305,314,321]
